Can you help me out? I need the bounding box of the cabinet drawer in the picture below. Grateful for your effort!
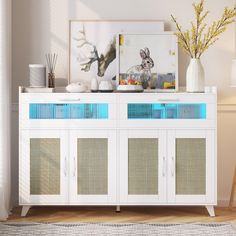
[119,94,216,128]
[28,103,109,119]
[127,103,207,119]
[20,101,117,129]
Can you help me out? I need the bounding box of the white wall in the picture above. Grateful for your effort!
[12,0,236,206]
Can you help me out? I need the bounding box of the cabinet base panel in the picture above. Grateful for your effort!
[205,205,215,217]
[20,205,216,217]
[21,206,31,217]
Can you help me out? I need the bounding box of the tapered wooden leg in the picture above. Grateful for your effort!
[116,205,120,213]
[21,206,31,217]
[206,206,215,217]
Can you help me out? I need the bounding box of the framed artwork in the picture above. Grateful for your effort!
[117,33,178,92]
[69,20,164,86]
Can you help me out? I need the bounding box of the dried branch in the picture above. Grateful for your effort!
[171,0,236,58]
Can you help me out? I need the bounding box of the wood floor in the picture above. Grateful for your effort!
[7,206,236,224]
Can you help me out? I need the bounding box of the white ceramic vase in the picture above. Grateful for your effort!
[186,58,205,92]
[90,77,99,92]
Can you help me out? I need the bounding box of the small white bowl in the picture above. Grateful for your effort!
[66,83,88,93]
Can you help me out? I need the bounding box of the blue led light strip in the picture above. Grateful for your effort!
[128,103,206,119]
[29,104,109,119]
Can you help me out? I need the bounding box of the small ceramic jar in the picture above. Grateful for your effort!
[91,77,99,92]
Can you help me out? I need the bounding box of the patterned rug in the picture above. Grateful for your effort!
[0,223,235,236]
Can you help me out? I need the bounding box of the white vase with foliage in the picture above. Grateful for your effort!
[171,0,236,92]
[186,58,205,92]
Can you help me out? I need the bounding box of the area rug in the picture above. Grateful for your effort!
[0,223,235,236]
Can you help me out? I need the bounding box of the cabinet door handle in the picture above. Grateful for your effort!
[58,98,81,102]
[162,156,166,177]
[171,156,175,177]
[64,156,67,177]
[73,156,76,177]
[158,98,180,102]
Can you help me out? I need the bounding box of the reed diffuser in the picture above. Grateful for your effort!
[46,53,58,88]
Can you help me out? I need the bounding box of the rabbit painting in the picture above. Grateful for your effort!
[126,47,154,89]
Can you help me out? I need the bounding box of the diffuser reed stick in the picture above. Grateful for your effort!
[46,53,58,88]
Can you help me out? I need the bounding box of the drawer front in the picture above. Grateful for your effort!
[127,103,207,119]
[119,94,216,128]
[29,103,109,120]
[20,94,117,128]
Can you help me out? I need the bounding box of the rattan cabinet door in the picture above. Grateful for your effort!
[69,130,116,204]
[20,130,68,205]
[167,130,215,204]
[120,130,166,204]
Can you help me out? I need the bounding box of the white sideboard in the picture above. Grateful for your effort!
[19,87,217,217]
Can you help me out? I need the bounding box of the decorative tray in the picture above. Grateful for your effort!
[116,85,144,92]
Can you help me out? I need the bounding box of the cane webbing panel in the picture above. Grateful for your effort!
[176,138,206,195]
[77,138,108,195]
[128,138,158,195]
[30,138,60,195]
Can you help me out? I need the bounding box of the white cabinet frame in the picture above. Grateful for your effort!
[119,130,167,204]
[19,130,68,205]
[167,130,216,205]
[19,88,217,216]
[69,130,117,204]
